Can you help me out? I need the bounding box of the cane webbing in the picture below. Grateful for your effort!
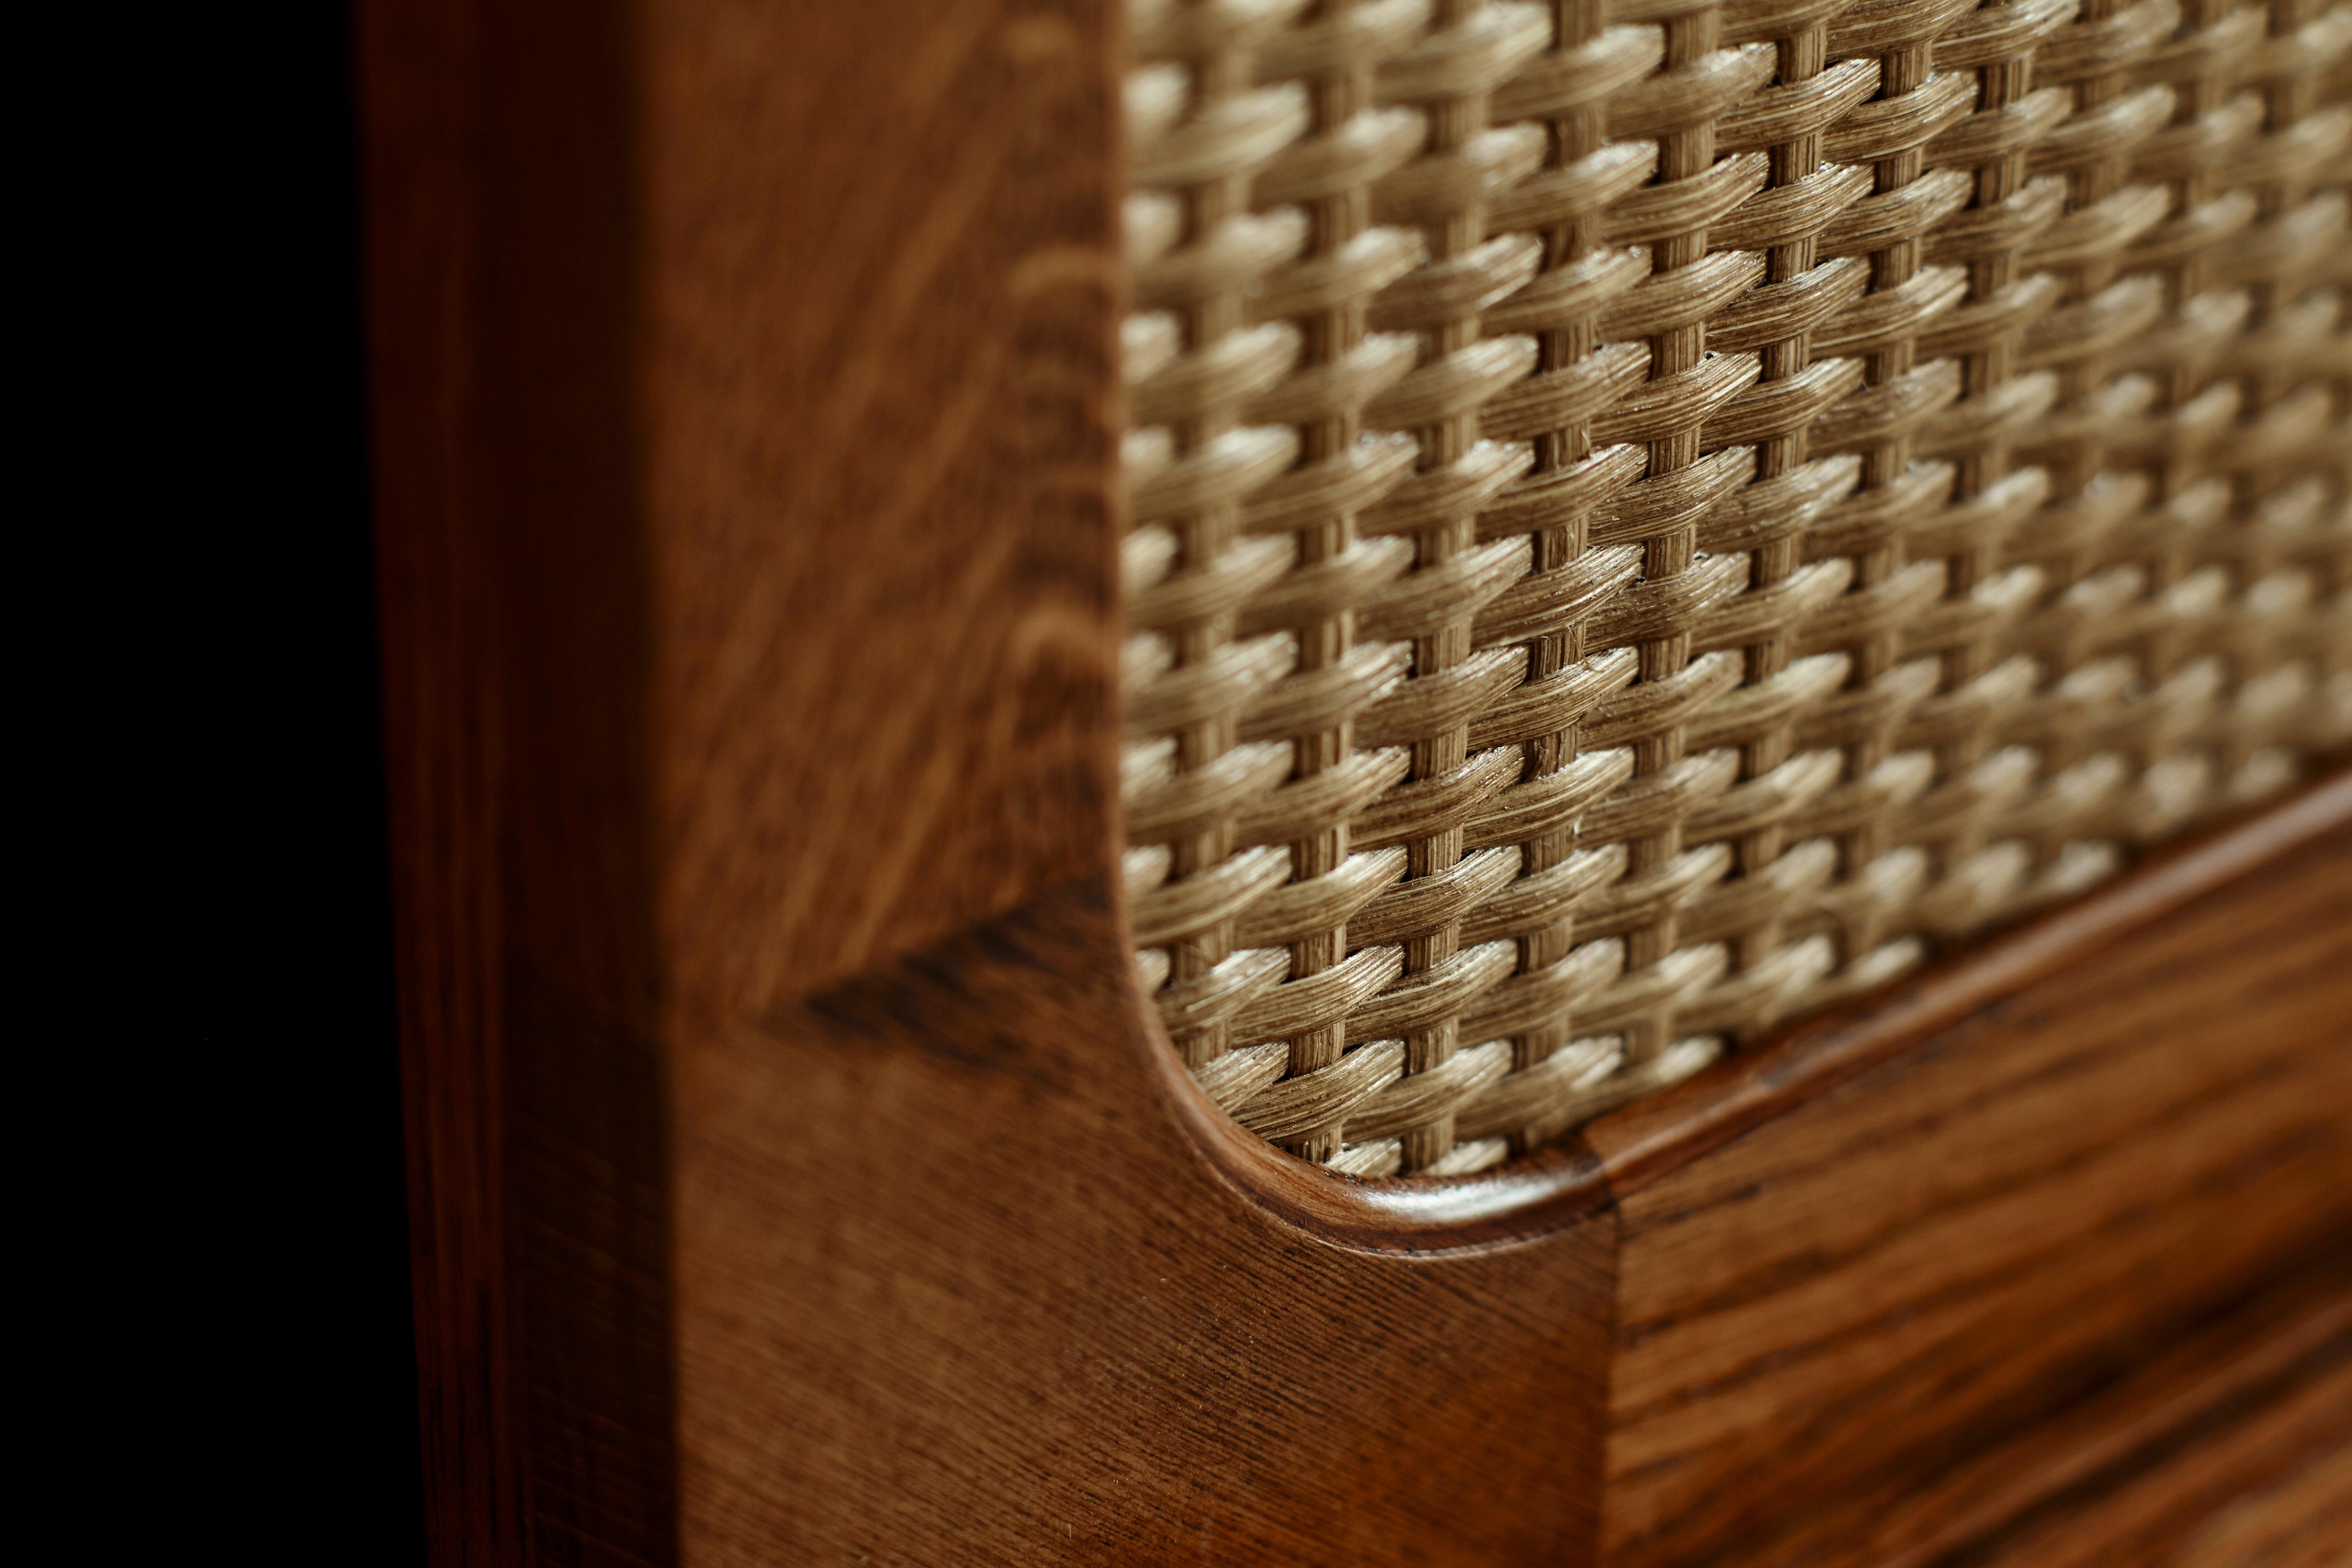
[1119,0,2352,1177]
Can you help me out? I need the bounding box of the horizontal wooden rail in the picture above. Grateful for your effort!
[1164,768,2352,1254]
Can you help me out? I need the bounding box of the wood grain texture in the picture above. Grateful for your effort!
[681,879,1619,1565]
[1585,774,2352,1201]
[633,12,1625,1556]
[643,0,1125,1017]
[1958,1348,2352,1568]
[362,0,2352,1562]
[1594,814,2352,1568]
[1857,1244,2352,1568]
[361,0,668,1558]
[369,0,1622,1562]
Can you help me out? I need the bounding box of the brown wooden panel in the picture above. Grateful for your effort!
[364,1,1132,1558]
[1592,813,2352,1568]
[1845,1245,2352,1568]
[676,881,1618,1565]
[358,0,670,1558]
[1961,1350,2352,1568]
[362,0,2352,1561]
[640,0,1127,1015]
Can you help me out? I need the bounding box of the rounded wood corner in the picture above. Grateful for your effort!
[1105,857,1615,1255]
[1110,767,2352,1257]
[1133,1010,1615,1255]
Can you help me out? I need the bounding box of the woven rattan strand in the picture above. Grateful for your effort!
[1119,0,2351,1178]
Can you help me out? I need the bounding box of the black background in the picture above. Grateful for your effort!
[132,5,427,1556]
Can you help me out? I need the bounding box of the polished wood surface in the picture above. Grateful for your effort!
[1596,802,2352,1567]
[1859,1246,2352,1568]
[361,1,2352,1562]
[1959,1308,2352,1568]
[360,0,667,1557]
[676,788,2348,1568]
[695,887,1621,1563]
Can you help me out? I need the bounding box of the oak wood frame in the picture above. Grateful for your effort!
[360,1,2352,1562]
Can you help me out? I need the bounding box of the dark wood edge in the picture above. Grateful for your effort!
[1874,1242,2352,1568]
[1132,767,2352,1256]
[1149,1040,1612,1253]
[1585,766,2352,1201]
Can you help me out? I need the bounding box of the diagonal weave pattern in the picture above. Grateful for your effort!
[1119,0,2352,1178]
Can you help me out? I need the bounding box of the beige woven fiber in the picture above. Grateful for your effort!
[1119,0,2352,1178]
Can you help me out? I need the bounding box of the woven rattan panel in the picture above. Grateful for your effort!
[1119,0,2352,1177]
